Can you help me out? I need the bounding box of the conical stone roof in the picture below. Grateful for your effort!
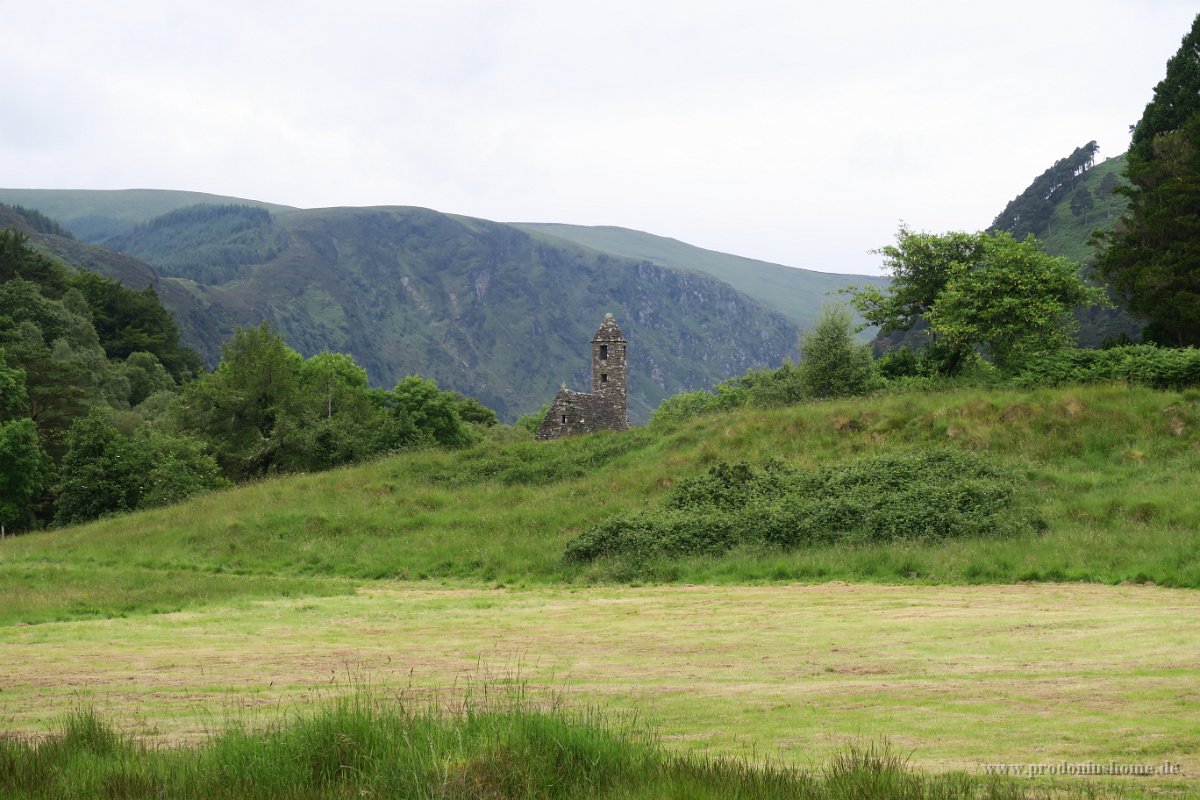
[592,312,626,342]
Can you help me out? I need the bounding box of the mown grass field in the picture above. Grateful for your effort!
[2,583,1197,797]
[1,383,1198,796]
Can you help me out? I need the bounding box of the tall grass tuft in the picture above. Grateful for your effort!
[0,693,1132,799]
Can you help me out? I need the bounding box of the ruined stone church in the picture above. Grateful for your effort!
[536,313,630,439]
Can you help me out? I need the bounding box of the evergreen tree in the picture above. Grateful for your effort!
[989,142,1099,240]
[1129,13,1200,163]
[1097,13,1200,346]
[68,271,202,380]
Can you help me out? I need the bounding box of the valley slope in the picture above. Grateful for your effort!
[512,223,885,329]
[0,189,882,421]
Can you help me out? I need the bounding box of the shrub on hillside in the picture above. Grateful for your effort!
[649,306,879,427]
[648,383,749,426]
[797,304,879,398]
[564,449,1043,565]
[1011,344,1200,390]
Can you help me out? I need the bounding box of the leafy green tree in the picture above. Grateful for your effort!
[0,351,25,420]
[451,393,499,427]
[175,322,304,479]
[1,320,96,452]
[135,427,228,508]
[55,409,147,524]
[386,375,477,449]
[0,278,94,348]
[0,417,48,533]
[796,304,879,398]
[849,228,1105,374]
[928,234,1107,371]
[299,351,370,422]
[515,403,549,435]
[0,355,49,533]
[122,352,175,408]
[290,351,385,470]
[847,227,985,373]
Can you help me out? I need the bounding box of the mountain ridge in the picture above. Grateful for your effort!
[512,222,884,329]
[1,194,812,421]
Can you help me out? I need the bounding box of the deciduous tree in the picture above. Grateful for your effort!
[928,234,1106,371]
[796,304,878,398]
[849,228,1105,373]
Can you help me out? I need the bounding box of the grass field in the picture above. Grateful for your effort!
[2,383,1199,626]
[1,583,1196,795]
[2,382,1198,796]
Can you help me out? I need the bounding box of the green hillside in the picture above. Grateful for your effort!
[0,188,294,242]
[10,201,799,422]
[3,381,1197,626]
[513,222,886,329]
[986,148,1139,346]
[988,147,1129,265]
[1037,154,1130,265]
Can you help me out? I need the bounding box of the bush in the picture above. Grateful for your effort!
[648,385,748,426]
[797,304,879,398]
[514,404,549,436]
[564,449,1043,565]
[1011,344,1200,390]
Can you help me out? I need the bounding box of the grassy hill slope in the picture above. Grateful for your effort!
[514,222,886,329]
[3,191,813,421]
[0,188,294,242]
[1038,154,1130,265]
[2,382,1197,626]
[157,206,799,421]
[5,198,800,422]
[987,150,1139,347]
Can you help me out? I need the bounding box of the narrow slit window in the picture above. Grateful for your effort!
[601,373,608,383]
[599,344,608,360]
[561,414,568,424]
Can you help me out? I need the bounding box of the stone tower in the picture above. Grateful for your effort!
[535,313,631,439]
[591,312,628,422]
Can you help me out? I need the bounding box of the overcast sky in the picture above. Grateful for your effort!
[2,1,1195,275]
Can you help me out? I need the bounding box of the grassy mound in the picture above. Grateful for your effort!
[0,699,1112,800]
[566,450,1044,565]
[2,383,1199,624]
